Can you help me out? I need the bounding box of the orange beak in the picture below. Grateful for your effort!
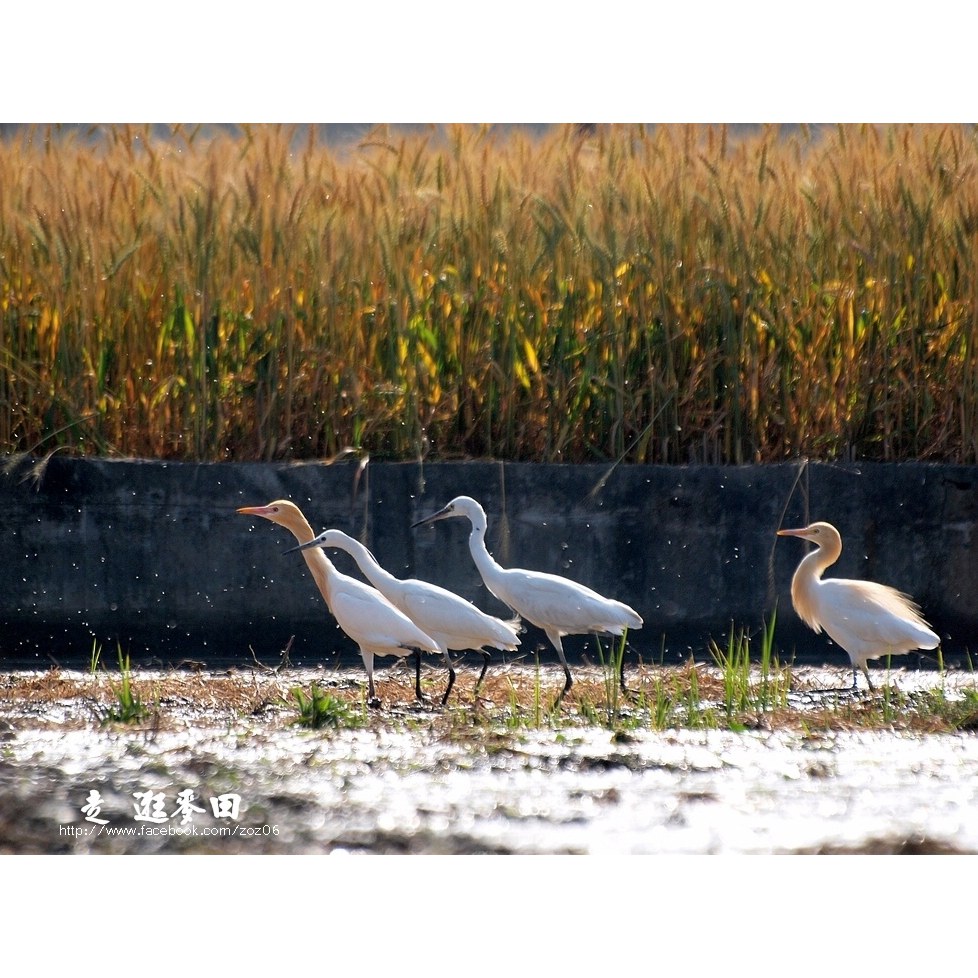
[237,505,273,517]
[776,527,816,542]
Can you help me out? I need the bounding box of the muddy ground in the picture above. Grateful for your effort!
[2,662,977,854]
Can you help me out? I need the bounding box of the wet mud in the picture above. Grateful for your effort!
[1,665,977,854]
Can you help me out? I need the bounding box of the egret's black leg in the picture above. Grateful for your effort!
[551,662,573,711]
[440,660,457,706]
[548,633,574,711]
[414,650,428,702]
[474,651,491,695]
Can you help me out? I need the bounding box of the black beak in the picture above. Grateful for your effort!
[411,504,452,529]
[283,538,320,556]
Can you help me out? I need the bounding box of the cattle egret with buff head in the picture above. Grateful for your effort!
[294,528,521,704]
[777,521,939,691]
[237,500,440,706]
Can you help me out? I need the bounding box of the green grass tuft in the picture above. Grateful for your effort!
[99,648,150,726]
[290,683,363,729]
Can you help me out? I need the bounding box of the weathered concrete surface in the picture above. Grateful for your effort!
[1,456,976,668]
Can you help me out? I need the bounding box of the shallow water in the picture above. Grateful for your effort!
[2,666,976,854]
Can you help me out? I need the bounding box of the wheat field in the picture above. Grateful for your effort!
[3,123,977,464]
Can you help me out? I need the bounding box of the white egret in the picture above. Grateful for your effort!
[293,529,522,704]
[412,495,643,706]
[777,521,939,691]
[237,500,441,706]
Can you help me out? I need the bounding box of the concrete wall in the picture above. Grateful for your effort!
[1,455,976,669]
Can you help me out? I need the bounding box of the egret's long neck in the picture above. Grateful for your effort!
[278,513,336,607]
[334,536,398,592]
[467,517,505,590]
[790,539,840,619]
[303,550,338,609]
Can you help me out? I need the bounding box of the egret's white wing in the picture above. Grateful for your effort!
[331,580,437,653]
[400,582,520,651]
[816,579,938,656]
[490,567,642,635]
